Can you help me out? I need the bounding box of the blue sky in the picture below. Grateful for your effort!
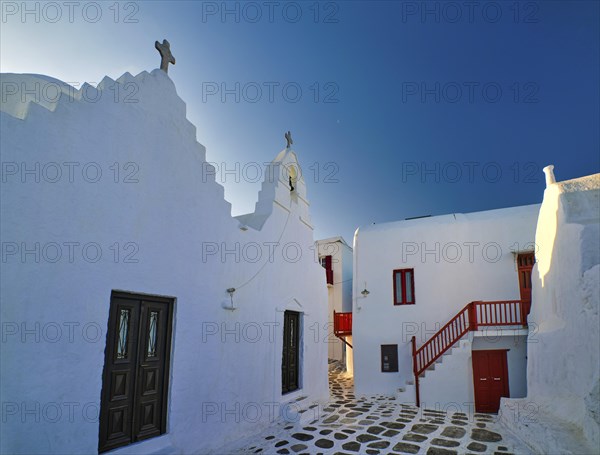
[2,1,598,242]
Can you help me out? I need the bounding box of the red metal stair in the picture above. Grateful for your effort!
[411,299,531,406]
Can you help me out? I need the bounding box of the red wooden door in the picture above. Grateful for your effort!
[517,253,535,303]
[472,350,509,413]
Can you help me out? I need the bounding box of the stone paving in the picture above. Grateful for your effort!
[231,361,532,455]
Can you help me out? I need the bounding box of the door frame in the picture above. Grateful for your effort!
[98,291,175,453]
[472,349,510,413]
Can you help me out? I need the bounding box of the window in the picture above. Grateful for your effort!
[393,268,415,305]
[381,344,398,372]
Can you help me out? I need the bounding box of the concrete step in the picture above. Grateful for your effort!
[396,381,416,406]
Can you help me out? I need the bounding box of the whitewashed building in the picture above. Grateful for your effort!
[316,237,353,370]
[500,169,600,454]
[0,68,329,454]
[351,204,541,412]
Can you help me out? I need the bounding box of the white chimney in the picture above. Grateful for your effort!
[543,165,556,187]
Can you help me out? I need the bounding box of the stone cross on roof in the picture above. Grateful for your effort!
[285,131,293,148]
[155,39,175,73]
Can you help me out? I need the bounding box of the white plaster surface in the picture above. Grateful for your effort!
[316,237,353,364]
[0,70,329,454]
[417,339,474,410]
[500,173,600,454]
[352,205,539,401]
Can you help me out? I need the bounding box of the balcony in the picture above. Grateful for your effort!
[333,311,352,337]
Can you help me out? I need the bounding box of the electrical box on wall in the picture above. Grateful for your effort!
[381,344,398,372]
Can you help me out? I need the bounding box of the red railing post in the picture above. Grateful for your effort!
[520,301,530,327]
[411,335,420,407]
[468,301,478,331]
[333,310,337,334]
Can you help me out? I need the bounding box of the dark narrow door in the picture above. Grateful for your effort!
[99,292,174,453]
[282,311,300,394]
[517,253,535,303]
[472,350,509,413]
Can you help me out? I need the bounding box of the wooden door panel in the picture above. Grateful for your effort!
[472,350,509,413]
[110,370,130,400]
[487,352,506,412]
[139,367,159,395]
[288,314,299,390]
[517,253,535,303]
[99,293,173,453]
[282,311,300,394]
[100,298,139,451]
[135,399,161,440]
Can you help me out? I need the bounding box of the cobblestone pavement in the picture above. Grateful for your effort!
[230,361,532,455]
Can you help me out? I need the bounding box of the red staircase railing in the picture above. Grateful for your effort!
[333,311,353,348]
[414,304,471,381]
[412,299,530,406]
[472,300,531,330]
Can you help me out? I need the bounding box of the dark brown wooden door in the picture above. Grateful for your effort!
[99,292,174,453]
[472,350,509,413]
[517,253,535,303]
[282,311,300,394]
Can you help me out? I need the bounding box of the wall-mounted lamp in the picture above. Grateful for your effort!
[356,282,370,311]
[222,287,237,311]
[361,282,370,298]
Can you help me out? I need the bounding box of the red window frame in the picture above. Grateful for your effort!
[393,268,415,305]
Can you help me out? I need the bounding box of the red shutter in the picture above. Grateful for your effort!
[325,255,333,285]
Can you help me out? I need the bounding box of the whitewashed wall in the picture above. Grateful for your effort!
[0,70,329,455]
[341,243,353,313]
[352,205,539,398]
[500,172,600,453]
[316,238,353,363]
[340,243,354,373]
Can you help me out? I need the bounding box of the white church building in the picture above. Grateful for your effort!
[0,66,329,454]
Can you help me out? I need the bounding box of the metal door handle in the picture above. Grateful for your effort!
[479,378,487,381]
[493,377,501,381]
